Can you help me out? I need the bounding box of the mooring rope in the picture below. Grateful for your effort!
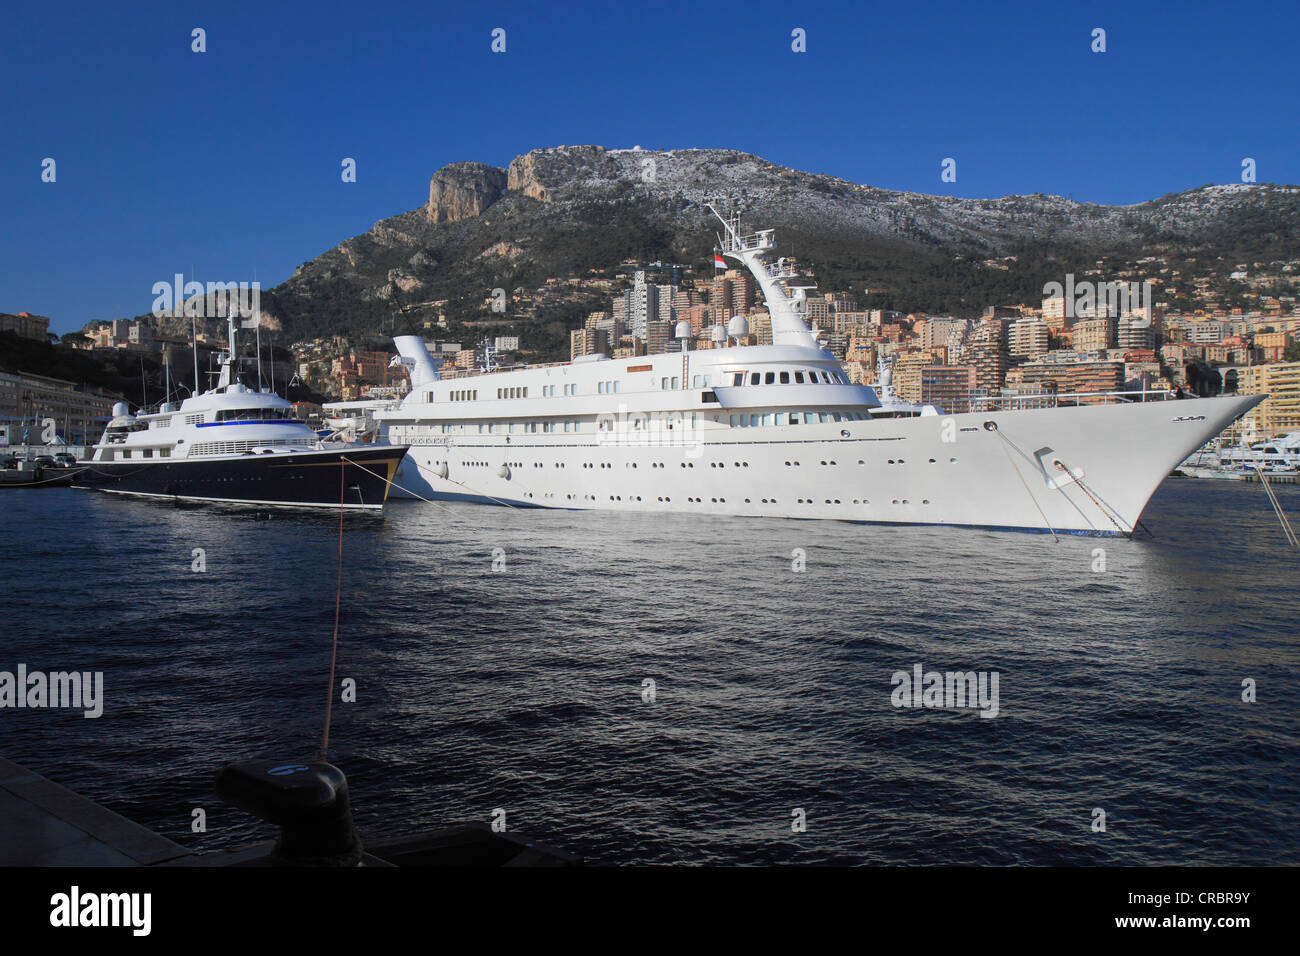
[1253,464,1299,549]
[341,454,525,515]
[1071,473,1132,539]
[319,459,345,762]
[990,427,1059,542]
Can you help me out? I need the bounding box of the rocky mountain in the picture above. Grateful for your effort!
[250,146,1299,356]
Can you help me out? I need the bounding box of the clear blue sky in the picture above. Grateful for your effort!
[3,0,1296,335]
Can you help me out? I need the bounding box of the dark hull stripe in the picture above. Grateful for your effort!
[73,447,407,509]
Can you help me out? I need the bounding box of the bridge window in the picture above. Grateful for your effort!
[779,372,790,384]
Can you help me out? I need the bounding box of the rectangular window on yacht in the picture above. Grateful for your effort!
[613,382,620,393]
[794,372,805,384]
[671,377,679,389]
[803,412,816,424]
[779,372,789,384]
[750,373,760,385]
[160,448,170,457]
[143,448,154,458]
[729,414,738,427]
[122,450,130,458]
[731,372,744,386]
[765,372,775,384]
[749,414,759,427]
[788,413,799,424]
[660,378,669,390]
[762,413,772,426]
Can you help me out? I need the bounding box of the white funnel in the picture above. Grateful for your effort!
[393,335,441,388]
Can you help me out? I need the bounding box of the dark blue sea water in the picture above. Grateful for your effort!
[1,479,1297,865]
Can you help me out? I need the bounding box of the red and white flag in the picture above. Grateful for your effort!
[713,253,726,269]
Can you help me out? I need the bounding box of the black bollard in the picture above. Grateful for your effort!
[215,759,363,866]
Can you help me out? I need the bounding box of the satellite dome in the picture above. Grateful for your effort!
[674,320,692,339]
[727,316,750,339]
[710,324,727,343]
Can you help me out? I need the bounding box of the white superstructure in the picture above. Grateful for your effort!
[89,317,320,465]
[375,206,1262,534]
[77,316,407,510]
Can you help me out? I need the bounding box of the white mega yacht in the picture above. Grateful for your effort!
[375,205,1261,534]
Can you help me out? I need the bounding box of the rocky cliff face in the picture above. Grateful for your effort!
[262,144,1298,345]
[425,162,508,223]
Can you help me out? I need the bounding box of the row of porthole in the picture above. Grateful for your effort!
[484,457,956,471]
[521,492,932,508]
[529,492,931,507]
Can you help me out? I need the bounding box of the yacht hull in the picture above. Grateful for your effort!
[387,396,1261,533]
[73,445,408,510]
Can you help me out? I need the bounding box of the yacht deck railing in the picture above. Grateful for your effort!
[964,388,1187,412]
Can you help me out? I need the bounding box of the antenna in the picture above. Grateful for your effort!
[192,314,200,397]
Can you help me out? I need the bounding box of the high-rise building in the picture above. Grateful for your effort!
[920,365,976,413]
[892,351,939,403]
[1117,317,1155,351]
[656,284,675,323]
[833,311,870,334]
[1008,318,1049,358]
[920,317,968,351]
[1237,361,1300,437]
[804,296,831,330]
[645,320,672,355]
[624,271,660,341]
[570,327,609,360]
[830,291,859,314]
[1041,296,1068,332]
[1073,317,1116,353]
[729,273,755,313]
[1016,357,1125,398]
[968,343,1010,396]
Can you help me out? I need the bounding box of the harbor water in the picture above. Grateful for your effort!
[1,479,1297,865]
